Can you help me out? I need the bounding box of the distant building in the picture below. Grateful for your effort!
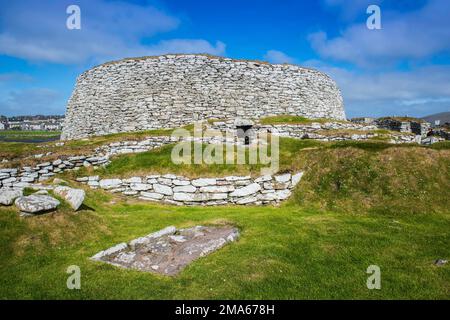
[0,123,5,130]
[3,116,64,131]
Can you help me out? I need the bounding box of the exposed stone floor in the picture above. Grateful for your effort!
[91,225,239,276]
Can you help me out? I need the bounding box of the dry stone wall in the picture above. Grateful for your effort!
[62,54,345,140]
[76,172,304,206]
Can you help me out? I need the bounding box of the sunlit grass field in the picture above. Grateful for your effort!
[0,131,449,299]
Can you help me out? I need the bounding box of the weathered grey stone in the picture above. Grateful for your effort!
[0,189,23,206]
[273,182,290,190]
[20,176,36,183]
[53,186,85,210]
[15,195,60,214]
[157,178,173,186]
[173,185,196,193]
[191,178,217,187]
[130,183,152,191]
[225,176,251,181]
[99,179,122,189]
[129,226,176,249]
[199,185,235,193]
[123,177,142,184]
[263,182,273,190]
[123,190,139,196]
[172,179,190,186]
[275,173,292,183]
[173,192,227,202]
[254,175,272,183]
[140,192,165,200]
[2,177,17,184]
[291,172,304,186]
[230,183,261,197]
[88,180,99,187]
[236,196,258,205]
[91,242,128,261]
[152,184,173,196]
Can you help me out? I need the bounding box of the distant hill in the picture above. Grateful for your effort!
[422,112,450,125]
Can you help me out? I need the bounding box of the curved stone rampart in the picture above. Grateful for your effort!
[62,54,345,140]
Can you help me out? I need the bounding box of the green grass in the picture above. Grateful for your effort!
[0,130,61,137]
[71,138,321,178]
[1,138,449,299]
[0,126,194,164]
[0,188,449,299]
[430,141,450,150]
[259,115,347,125]
[0,130,60,142]
[378,116,425,123]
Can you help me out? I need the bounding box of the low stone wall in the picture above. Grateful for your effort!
[76,172,304,206]
[375,119,431,137]
[94,136,177,155]
[208,120,421,143]
[0,156,104,189]
[0,137,185,189]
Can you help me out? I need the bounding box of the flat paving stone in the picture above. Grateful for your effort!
[91,225,239,276]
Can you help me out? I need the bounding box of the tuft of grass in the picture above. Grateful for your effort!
[430,141,450,150]
[291,145,450,215]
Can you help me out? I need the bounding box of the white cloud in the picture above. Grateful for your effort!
[310,0,450,66]
[305,60,450,117]
[263,50,296,64]
[0,88,63,115]
[0,73,34,83]
[143,39,226,56]
[0,0,225,64]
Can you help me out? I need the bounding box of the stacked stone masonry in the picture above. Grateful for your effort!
[62,54,345,140]
[77,172,304,206]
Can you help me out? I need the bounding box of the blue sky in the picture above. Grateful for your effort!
[0,0,449,118]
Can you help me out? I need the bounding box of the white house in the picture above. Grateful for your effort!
[0,123,5,130]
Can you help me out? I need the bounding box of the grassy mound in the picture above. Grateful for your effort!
[291,145,450,215]
[68,138,450,216]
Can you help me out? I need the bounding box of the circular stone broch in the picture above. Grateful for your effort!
[61,54,345,140]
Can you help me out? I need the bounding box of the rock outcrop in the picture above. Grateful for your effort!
[14,194,60,214]
[0,189,23,206]
[53,186,85,210]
